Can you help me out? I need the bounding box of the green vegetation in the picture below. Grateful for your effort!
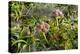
[9,1,78,53]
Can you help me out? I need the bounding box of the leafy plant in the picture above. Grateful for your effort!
[9,1,78,53]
